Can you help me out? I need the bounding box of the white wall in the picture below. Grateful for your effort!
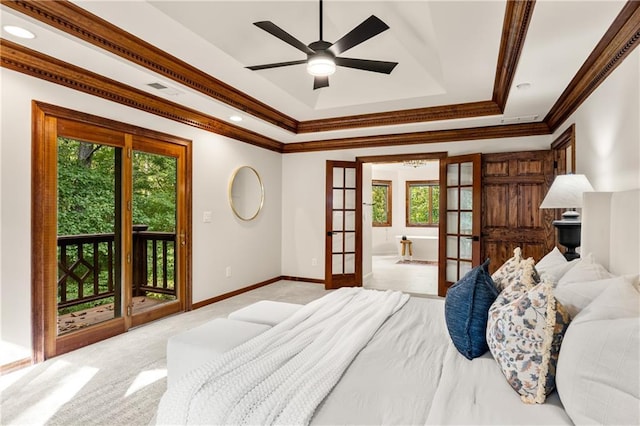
[370,163,440,256]
[281,135,553,280]
[0,69,282,365]
[281,51,640,282]
[2,47,638,368]
[553,49,640,191]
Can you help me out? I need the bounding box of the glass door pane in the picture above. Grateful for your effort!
[56,137,122,335]
[439,155,481,296]
[131,151,177,314]
[326,161,358,289]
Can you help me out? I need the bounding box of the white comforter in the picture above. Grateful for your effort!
[155,287,408,425]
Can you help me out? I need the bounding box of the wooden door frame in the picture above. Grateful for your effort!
[438,154,482,296]
[31,101,192,361]
[354,152,447,289]
[325,160,360,289]
[551,124,576,175]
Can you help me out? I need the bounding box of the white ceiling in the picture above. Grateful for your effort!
[0,1,627,144]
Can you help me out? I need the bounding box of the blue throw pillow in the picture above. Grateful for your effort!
[445,259,499,360]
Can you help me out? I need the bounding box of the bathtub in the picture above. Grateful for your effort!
[394,235,439,261]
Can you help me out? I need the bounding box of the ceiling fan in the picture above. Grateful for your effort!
[246,0,398,90]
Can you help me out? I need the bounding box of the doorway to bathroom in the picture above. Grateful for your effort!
[361,153,444,296]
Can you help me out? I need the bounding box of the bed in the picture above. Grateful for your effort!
[156,189,639,425]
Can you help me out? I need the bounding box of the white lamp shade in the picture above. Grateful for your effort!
[540,174,594,209]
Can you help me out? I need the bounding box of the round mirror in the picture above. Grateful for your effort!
[229,166,264,221]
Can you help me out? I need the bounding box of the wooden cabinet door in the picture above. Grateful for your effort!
[481,150,555,273]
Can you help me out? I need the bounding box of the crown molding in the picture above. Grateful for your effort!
[1,0,298,133]
[2,1,636,154]
[282,122,551,154]
[545,1,640,132]
[0,39,284,152]
[493,0,536,110]
[296,101,502,134]
[1,0,532,133]
[1,38,550,154]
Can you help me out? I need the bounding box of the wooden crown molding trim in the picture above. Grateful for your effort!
[545,1,640,131]
[3,0,533,135]
[493,0,536,110]
[296,101,502,134]
[357,152,448,164]
[282,122,551,154]
[1,39,284,152]
[550,123,575,150]
[1,0,298,134]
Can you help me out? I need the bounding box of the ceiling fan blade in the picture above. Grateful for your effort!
[329,15,390,56]
[313,76,329,90]
[335,57,398,74]
[254,21,315,55]
[246,59,307,71]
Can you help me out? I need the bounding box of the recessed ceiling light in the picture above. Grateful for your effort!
[516,82,532,90]
[229,115,243,123]
[3,25,36,39]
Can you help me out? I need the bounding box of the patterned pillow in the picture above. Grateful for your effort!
[491,248,523,291]
[445,259,499,360]
[486,278,571,404]
[490,257,538,312]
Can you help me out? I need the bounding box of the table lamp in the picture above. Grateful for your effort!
[540,174,594,260]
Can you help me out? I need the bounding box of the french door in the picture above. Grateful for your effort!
[325,160,361,289]
[32,103,191,360]
[438,154,481,296]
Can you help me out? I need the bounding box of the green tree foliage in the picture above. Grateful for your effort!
[57,139,177,235]
[409,183,439,225]
[132,151,176,232]
[57,138,117,235]
[372,184,389,224]
[57,139,177,311]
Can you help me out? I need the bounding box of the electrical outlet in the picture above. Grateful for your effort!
[225,266,231,277]
[203,211,212,223]
[311,258,317,266]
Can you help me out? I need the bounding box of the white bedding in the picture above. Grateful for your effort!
[312,296,450,425]
[312,296,571,425]
[156,287,408,425]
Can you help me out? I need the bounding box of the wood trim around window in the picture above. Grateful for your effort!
[405,180,440,227]
[372,180,392,227]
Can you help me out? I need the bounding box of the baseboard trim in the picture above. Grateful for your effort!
[280,276,325,284]
[192,276,326,309]
[0,357,33,376]
[192,276,282,310]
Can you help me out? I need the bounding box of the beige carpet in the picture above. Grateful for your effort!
[0,281,328,426]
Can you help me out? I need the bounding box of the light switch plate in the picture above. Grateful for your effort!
[203,211,212,223]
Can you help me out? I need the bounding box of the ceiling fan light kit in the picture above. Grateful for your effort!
[307,56,336,77]
[247,0,398,90]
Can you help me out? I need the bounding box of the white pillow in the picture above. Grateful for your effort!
[556,279,640,425]
[535,247,578,285]
[557,253,612,287]
[554,275,637,318]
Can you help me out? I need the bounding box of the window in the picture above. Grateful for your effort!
[372,180,392,226]
[406,181,439,226]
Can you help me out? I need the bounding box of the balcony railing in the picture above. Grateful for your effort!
[57,228,176,309]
